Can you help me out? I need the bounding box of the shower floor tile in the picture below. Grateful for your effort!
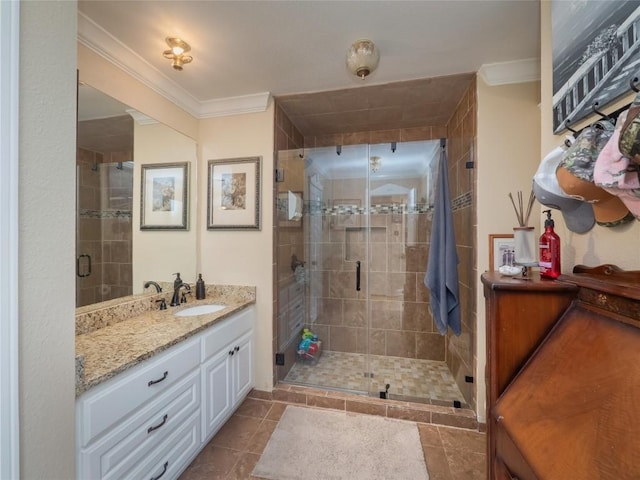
[284,351,465,404]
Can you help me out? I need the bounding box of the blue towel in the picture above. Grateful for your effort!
[424,144,461,336]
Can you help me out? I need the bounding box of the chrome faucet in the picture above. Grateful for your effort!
[143,280,162,293]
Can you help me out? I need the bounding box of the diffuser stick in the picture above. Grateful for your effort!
[508,192,523,227]
[524,190,535,227]
[509,190,535,227]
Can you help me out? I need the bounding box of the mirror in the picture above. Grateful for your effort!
[76,84,197,308]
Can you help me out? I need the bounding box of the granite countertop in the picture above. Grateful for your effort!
[75,286,255,397]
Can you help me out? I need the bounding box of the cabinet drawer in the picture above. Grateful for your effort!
[78,337,200,446]
[116,409,200,480]
[202,307,254,360]
[79,369,200,479]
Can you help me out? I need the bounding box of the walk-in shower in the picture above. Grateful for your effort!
[275,140,472,407]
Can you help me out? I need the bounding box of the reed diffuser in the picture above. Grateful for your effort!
[508,190,537,266]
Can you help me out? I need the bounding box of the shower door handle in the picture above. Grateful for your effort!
[77,254,92,278]
[356,261,361,291]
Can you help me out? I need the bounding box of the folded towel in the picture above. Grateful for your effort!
[424,143,461,336]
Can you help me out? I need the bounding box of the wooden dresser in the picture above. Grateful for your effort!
[483,265,640,479]
[482,271,578,480]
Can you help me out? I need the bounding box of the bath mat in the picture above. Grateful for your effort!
[252,405,429,480]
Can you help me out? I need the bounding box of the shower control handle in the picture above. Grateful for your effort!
[356,261,361,291]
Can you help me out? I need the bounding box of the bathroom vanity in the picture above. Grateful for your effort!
[75,286,256,480]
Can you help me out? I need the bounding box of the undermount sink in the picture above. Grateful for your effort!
[174,304,226,317]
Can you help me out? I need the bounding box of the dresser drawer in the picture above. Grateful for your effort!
[202,307,254,360]
[78,337,200,447]
[79,368,200,479]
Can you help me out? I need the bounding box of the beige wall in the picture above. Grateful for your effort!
[476,78,541,422]
[19,1,77,477]
[132,122,198,290]
[540,0,640,270]
[198,107,275,391]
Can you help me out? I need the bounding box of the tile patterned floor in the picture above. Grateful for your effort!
[284,351,466,405]
[179,397,486,480]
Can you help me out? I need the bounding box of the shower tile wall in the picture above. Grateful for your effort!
[308,183,444,363]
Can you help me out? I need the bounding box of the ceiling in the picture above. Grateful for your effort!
[77,1,540,135]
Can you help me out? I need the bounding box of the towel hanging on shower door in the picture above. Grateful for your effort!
[424,140,461,336]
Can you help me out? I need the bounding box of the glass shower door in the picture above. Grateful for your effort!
[365,140,453,402]
[300,144,372,394]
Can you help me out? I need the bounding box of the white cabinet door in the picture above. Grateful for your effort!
[201,329,253,443]
[232,332,253,403]
[201,347,232,443]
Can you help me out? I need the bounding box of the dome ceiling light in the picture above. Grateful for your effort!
[346,39,380,80]
[163,37,193,71]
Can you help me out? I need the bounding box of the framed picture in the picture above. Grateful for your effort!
[489,234,515,272]
[140,162,189,230]
[278,190,303,229]
[207,157,261,230]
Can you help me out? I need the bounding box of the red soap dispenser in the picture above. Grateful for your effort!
[539,209,561,279]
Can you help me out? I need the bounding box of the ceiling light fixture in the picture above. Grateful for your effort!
[163,37,193,71]
[346,39,380,80]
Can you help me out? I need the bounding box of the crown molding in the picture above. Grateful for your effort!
[77,12,202,116]
[78,12,271,118]
[478,58,540,86]
[126,109,158,125]
[199,92,272,118]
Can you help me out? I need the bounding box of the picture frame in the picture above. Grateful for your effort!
[488,234,515,272]
[207,157,261,230]
[277,190,303,229]
[140,162,189,230]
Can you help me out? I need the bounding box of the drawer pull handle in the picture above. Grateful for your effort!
[229,350,235,356]
[150,461,168,480]
[235,345,240,352]
[148,371,168,386]
[147,414,168,434]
